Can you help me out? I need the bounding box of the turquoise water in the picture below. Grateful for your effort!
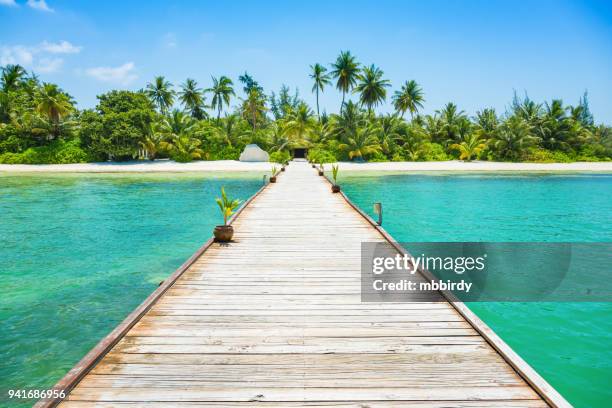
[0,173,263,407]
[341,172,612,408]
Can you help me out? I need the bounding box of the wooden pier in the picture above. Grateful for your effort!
[40,161,569,407]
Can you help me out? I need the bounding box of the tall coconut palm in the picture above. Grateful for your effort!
[392,80,424,119]
[207,76,235,122]
[330,51,360,113]
[354,64,390,115]
[241,88,267,130]
[145,76,175,115]
[309,63,331,121]
[179,78,206,119]
[36,83,73,139]
[1,64,26,92]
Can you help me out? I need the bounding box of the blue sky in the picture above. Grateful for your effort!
[1,0,611,123]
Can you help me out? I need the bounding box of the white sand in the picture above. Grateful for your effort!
[0,159,273,173]
[323,160,612,172]
[1,159,611,173]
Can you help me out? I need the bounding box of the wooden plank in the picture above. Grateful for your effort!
[42,162,564,407]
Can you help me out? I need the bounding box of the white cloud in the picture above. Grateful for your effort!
[85,62,138,85]
[39,40,81,54]
[36,57,63,73]
[27,0,53,12]
[0,45,34,66]
[0,40,80,73]
[0,0,18,7]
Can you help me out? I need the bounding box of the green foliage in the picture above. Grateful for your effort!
[0,139,89,164]
[1,62,610,165]
[308,148,337,164]
[80,91,157,161]
[269,150,290,163]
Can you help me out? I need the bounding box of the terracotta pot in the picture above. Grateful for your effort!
[332,184,341,193]
[311,164,316,168]
[213,225,234,242]
[270,176,277,183]
[281,167,286,172]
[318,170,324,176]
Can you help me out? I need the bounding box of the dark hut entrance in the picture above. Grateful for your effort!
[292,148,308,159]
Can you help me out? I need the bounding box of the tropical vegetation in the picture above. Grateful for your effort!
[1,53,610,164]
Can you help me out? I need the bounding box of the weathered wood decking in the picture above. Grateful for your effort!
[44,161,568,407]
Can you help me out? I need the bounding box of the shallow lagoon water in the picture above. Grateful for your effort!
[340,172,612,408]
[0,172,263,407]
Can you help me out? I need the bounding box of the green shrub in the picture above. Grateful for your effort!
[0,139,90,164]
[422,143,449,161]
[269,150,290,163]
[308,148,337,163]
[527,149,573,163]
[367,151,388,162]
[204,144,242,160]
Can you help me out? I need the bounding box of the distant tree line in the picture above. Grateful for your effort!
[1,52,610,164]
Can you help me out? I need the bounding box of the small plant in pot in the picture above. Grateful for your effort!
[331,164,341,193]
[214,188,242,242]
[270,166,280,183]
[318,163,324,176]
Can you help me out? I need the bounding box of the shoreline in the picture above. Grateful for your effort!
[1,159,612,173]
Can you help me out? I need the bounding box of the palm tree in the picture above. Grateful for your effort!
[437,102,467,144]
[392,80,424,119]
[179,78,206,119]
[241,88,267,130]
[158,109,198,138]
[309,63,331,121]
[354,64,390,115]
[145,76,175,115]
[215,114,242,148]
[160,135,204,162]
[36,83,73,139]
[330,51,360,113]
[285,102,316,146]
[494,116,538,160]
[450,133,487,161]
[332,100,364,137]
[207,76,235,122]
[269,122,290,152]
[475,108,499,139]
[339,125,382,160]
[1,64,26,92]
[376,115,401,155]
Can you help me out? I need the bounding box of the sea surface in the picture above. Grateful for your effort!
[340,171,612,408]
[0,172,264,407]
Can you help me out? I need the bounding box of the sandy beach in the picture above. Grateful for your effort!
[322,160,612,172]
[1,159,611,173]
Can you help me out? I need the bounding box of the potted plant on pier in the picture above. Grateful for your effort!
[270,166,280,183]
[214,187,242,242]
[318,163,324,176]
[331,164,340,193]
